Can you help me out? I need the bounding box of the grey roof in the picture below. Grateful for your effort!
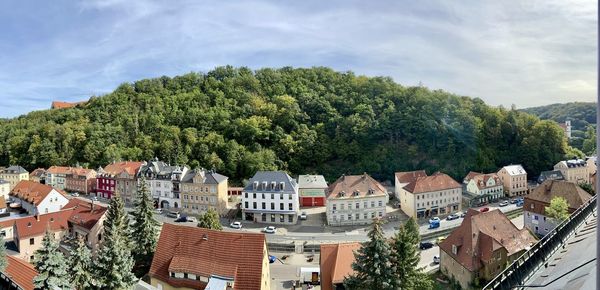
[3,166,27,174]
[139,160,187,180]
[243,171,298,193]
[182,168,228,184]
[537,170,565,184]
[297,175,328,189]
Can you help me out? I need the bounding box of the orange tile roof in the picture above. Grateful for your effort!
[46,166,73,175]
[149,223,267,290]
[526,180,592,212]
[14,209,73,239]
[464,171,483,182]
[102,161,143,176]
[0,219,15,229]
[469,173,502,190]
[327,174,387,199]
[403,172,461,194]
[395,170,427,184]
[0,196,6,210]
[439,209,536,272]
[62,198,107,230]
[10,180,64,206]
[29,168,46,178]
[320,242,361,290]
[4,256,37,290]
[51,100,86,109]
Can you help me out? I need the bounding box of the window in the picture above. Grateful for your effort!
[262,214,267,222]
[271,203,275,210]
[288,215,293,222]
[371,212,375,218]
[341,204,345,210]
[378,211,383,217]
[364,201,368,208]
[271,194,275,199]
[184,273,188,279]
[98,233,102,241]
[262,193,265,199]
[271,214,275,222]
[332,204,337,211]
[262,202,266,209]
[171,272,175,278]
[280,214,285,222]
[348,214,352,220]
[378,201,383,207]
[244,202,248,209]
[356,202,360,209]
[253,193,256,199]
[29,238,34,245]
[288,203,293,210]
[280,194,284,200]
[371,201,375,207]
[253,202,257,209]
[364,213,368,219]
[356,213,360,220]
[289,194,292,200]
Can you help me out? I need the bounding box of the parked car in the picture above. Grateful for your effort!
[91,196,98,202]
[433,255,440,264]
[174,216,188,223]
[268,255,277,263]
[446,214,459,221]
[187,216,197,223]
[428,220,440,229]
[71,192,80,197]
[230,221,243,229]
[263,226,277,234]
[509,198,518,204]
[419,241,434,250]
[499,200,509,207]
[436,236,446,245]
[516,200,524,207]
[167,211,180,219]
[299,212,307,220]
[155,208,163,214]
[428,217,440,224]
[479,207,490,212]
[459,212,466,218]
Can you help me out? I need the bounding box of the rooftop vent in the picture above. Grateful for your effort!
[202,234,208,241]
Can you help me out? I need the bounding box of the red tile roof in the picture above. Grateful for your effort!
[102,161,143,176]
[10,180,65,206]
[320,243,361,290]
[463,171,483,183]
[29,168,46,178]
[0,196,6,210]
[46,166,73,175]
[327,174,387,199]
[403,172,461,194]
[469,173,502,190]
[62,198,107,230]
[149,223,267,290]
[14,209,73,239]
[526,180,592,212]
[4,256,37,290]
[395,170,427,184]
[51,100,86,109]
[439,209,536,272]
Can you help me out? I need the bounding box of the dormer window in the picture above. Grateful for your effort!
[279,182,285,190]
[339,191,346,197]
[452,245,457,255]
[271,182,276,190]
[262,182,267,190]
[253,181,258,190]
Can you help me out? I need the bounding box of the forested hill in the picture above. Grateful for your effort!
[0,67,576,184]
[521,102,596,131]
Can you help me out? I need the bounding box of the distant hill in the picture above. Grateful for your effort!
[521,102,596,131]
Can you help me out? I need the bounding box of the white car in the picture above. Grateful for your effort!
[433,255,440,264]
[187,216,197,223]
[499,201,509,207]
[299,212,307,220]
[71,192,80,197]
[263,226,277,234]
[155,208,163,214]
[428,217,440,224]
[230,221,242,229]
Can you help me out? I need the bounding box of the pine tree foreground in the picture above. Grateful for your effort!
[391,217,433,289]
[131,175,159,276]
[68,237,94,289]
[33,231,71,289]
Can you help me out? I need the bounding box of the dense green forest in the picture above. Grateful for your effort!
[0,67,579,184]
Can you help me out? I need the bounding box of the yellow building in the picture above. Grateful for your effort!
[181,168,228,215]
[0,166,29,190]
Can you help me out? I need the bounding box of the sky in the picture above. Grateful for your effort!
[0,0,596,117]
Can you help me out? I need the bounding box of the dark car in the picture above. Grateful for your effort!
[446,214,459,221]
[174,216,188,223]
[419,242,434,250]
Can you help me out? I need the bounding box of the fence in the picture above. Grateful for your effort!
[483,195,597,290]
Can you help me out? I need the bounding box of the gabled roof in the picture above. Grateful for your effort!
[0,196,6,210]
[298,175,328,189]
[10,180,65,206]
[62,198,107,230]
[527,180,592,211]
[403,172,461,194]
[2,166,28,174]
[14,209,73,239]
[499,165,526,176]
[46,166,73,175]
[181,168,228,184]
[327,174,387,199]
[439,209,536,272]
[243,171,298,193]
[4,256,37,290]
[320,242,361,289]
[537,170,565,183]
[395,170,427,184]
[29,168,46,178]
[463,171,483,183]
[149,223,266,290]
[555,159,587,168]
[469,173,501,190]
[101,161,143,177]
[50,100,86,109]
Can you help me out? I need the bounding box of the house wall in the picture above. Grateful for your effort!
[242,187,300,225]
[46,173,66,190]
[36,190,69,215]
[181,181,228,215]
[0,173,29,190]
[399,187,416,218]
[0,183,9,200]
[524,210,555,237]
[402,187,462,219]
[299,188,327,207]
[440,250,474,290]
[0,225,13,241]
[96,176,115,199]
[480,248,508,282]
[497,169,527,197]
[554,164,588,184]
[326,195,387,226]
[16,230,68,262]
[116,174,138,203]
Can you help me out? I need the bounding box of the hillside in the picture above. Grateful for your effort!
[0,66,575,184]
[521,102,596,131]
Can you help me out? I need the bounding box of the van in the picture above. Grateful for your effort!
[167,211,180,219]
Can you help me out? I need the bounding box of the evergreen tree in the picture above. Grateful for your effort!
[197,208,223,230]
[344,218,394,290]
[33,230,71,289]
[68,237,93,289]
[94,196,137,289]
[0,240,7,274]
[391,217,433,290]
[130,175,159,276]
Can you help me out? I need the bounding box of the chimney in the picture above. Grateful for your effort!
[91,199,95,212]
[36,214,40,222]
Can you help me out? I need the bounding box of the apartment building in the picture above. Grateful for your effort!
[553,159,588,183]
[398,172,461,219]
[138,159,189,209]
[29,168,46,183]
[66,167,97,194]
[180,168,228,215]
[497,165,528,197]
[242,171,299,225]
[13,209,73,262]
[96,161,143,200]
[62,198,107,251]
[0,166,29,190]
[394,170,427,200]
[10,180,69,215]
[45,166,70,190]
[463,172,503,204]
[326,174,388,226]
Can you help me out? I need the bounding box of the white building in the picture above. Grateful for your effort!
[242,171,299,224]
[45,166,70,190]
[9,180,69,215]
[138,159,189,210]
[464,172,504,203]
[553,159,588,184]
[326,174,388,226]
[497,165,528,197]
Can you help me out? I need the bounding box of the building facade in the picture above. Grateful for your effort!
[553,159,588,184]
[394,170,427,200]
[0,180,9,200]
[398,172,462,219]
[0,166,29,190]
[13,209,72,262]
[537,170,565,184]
[180,168,229,215]
[326,174,388,226]
[9,180,69,215]
[242,171,299,225]
[464,172,503,204]
[524,180,592,237]
[62,198,107,251]
[138,160,189,209]
[65,168,97,194]
[45,166,70,190]
[497,165,528,197]
[96,161,143,200]
[298,175,328,207]
[29,168,46,184]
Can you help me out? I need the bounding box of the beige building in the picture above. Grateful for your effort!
[62,198,107,251]
[149,223,271,290]
[554,159,588,183]
[326,174,388,226]
[0,166,29,190]
[180,168,229,215]
[439,209,536,289]
[13,209,72,262]
[497,165,528,197]
[394,170,427,200]
[398,172,461,219]
[0,180,9,200]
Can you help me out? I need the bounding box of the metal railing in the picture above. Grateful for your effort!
[483,195,597,290]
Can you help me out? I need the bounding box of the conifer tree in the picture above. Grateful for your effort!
[68,237,93,289]
[197,208,223,230]
[33,230,71,289]
[0,240,7,274]
[131,175,159,275]
[344,218,394,290]
[94,196,137,288]
[391,217,433,290]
